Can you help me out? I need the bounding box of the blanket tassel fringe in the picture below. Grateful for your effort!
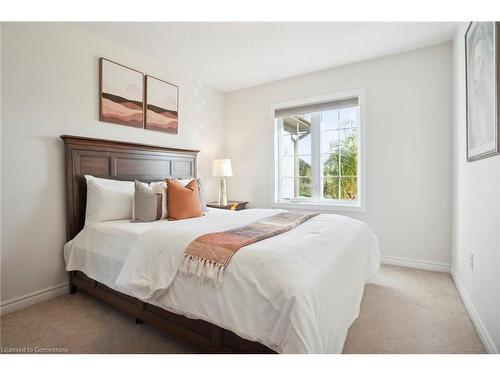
[180,255,224,288]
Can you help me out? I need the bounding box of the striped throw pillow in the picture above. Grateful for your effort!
[131,180,166,222]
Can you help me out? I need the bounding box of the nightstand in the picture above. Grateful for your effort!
[207,201,249,211]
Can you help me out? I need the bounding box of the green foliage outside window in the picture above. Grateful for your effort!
[323,132,357,200]
[297,132,357,200]
[298,159,312,197]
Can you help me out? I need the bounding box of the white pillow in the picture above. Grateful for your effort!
[85,175,135,225]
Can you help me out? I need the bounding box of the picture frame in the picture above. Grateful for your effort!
[144,75,179,134]
[99,58,144,128]
[465,22,500,162]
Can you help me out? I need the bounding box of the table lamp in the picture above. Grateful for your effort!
[212,159,232,206]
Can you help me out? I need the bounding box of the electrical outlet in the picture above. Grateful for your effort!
[469,253,474,271]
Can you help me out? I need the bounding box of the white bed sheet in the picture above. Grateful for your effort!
[64,208,379,353]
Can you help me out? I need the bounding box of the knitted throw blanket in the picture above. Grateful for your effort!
[180,211,319,287]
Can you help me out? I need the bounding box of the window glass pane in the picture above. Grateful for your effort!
[323,177,340,199]
[320,130,339,154]
[282,117,298,135]
[297,132,311,155]
[339,129,357,177]
[340,153,357,177]
[281,132,312,156]
[299,177,312,198]
[281,134,295,156]
[282,155,311,177]
[280,177,295,199]
[279,114,312,200]
[283,115,311,134]
[298,155,312,177]
[339,106,358,129]
[322,153,339,177]
[340,127,357,144]
[340,177,357,200]
[281,177,312,199]
[282,156,295,177]
[320,110,339,131]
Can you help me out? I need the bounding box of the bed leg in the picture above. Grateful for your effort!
[69,272,78,294]
[135,318,145,324]
[69,283,78,294]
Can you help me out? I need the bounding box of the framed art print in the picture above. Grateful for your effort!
[99,58,144,128]
[465,22,500,161]
[145,75,179,134]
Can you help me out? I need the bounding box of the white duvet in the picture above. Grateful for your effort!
[64,208,380,353]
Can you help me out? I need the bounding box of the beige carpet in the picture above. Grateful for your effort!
[0,265,485,354]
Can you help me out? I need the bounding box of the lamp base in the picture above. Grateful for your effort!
[218,177,228,206]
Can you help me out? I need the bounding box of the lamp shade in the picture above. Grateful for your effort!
[212,159,233,177]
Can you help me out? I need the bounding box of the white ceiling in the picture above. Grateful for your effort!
[74,22,457,92]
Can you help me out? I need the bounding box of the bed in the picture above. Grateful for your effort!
[61,135,380,354]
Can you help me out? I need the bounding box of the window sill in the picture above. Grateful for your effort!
[271,200,366,213]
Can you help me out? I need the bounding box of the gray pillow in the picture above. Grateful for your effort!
[177,178,208,212]
[196,178,208,212]
[131,180,163,222]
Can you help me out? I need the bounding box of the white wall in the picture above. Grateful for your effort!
[0,23,225,309]
[224,43,453,268]
[451,23,500,353]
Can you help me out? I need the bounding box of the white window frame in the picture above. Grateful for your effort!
[270,89,366,213]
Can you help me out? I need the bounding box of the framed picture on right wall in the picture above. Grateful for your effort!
[465,22,500,162]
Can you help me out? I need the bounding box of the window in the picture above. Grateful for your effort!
[273,92,365,211]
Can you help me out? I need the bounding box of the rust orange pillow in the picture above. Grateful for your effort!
[167,179,203,220]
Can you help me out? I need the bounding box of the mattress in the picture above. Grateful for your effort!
[64,208,380,353]
[64,208,231,292]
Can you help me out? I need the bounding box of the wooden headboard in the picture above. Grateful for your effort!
[61,135,199,241]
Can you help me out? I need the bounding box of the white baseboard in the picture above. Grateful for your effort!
[0,283,69,316]
[451,271,498,354]
[381,255,450,273]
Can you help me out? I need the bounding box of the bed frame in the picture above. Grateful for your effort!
[61,135,276,354]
